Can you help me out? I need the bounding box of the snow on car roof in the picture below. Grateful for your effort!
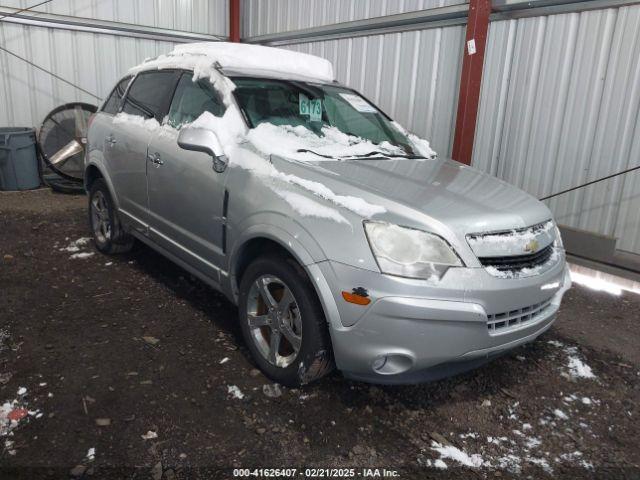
[129,42,335,83]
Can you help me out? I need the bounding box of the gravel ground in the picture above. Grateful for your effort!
[0,189,639,480]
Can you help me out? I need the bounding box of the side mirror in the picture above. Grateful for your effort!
[177,127,228,173]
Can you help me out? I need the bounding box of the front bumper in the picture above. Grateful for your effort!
[310,257,571,384]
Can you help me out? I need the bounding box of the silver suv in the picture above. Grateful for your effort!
[85,43,570,386]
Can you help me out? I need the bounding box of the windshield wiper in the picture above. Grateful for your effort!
[296,149,430,160]
[296,149,336,159]
[345,151,428,160]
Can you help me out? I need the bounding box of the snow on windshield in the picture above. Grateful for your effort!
[247,123,407,162]
[392,122,437,158]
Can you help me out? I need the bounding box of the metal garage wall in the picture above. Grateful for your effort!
[242,0,466,37]
[0,23,178,127]
[2,0,229,36]
[282,26,466,157]
[473,4,640,255]
[0,0,228,128]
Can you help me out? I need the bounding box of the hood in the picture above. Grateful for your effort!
[270,156,552,236]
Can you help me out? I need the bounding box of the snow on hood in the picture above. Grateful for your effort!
[185,111,386,220]
[247,123,407,161]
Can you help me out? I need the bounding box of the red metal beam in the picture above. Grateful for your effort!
[229,0,241,42]
[451,0,491,165]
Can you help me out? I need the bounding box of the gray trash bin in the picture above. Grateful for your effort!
[0,127,40,191]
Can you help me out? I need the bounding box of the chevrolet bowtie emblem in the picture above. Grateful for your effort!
[524,239,539,253]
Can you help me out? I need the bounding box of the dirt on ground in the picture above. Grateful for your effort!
[0,189,638,480]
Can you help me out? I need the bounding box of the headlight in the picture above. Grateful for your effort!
[364,221,463,279]
[553,223,564,249]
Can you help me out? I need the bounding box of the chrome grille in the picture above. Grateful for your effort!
[479,244,554,271]
[487,299,553,334]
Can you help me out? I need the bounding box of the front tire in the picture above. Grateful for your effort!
[238,254,334,387]
[88,179,134,254]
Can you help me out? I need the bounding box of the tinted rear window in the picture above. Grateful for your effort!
[122,71,177,121]
[102,76,131,114]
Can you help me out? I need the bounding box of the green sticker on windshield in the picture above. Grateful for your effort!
[299,93,310,115]
[309,99,322,122]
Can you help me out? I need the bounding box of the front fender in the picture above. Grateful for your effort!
[226,218,343,332]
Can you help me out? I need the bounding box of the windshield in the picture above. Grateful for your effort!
[231,77,422,158]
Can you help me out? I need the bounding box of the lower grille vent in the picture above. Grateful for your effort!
[487,299,552,333]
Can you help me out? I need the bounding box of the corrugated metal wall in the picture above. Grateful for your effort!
[283,27,465,157]
[0,0,228,128]
[2,0,229,36]
[243,0,465,37]
[245,1,640,256]
[473,4,640,255]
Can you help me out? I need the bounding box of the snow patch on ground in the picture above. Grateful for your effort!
[423,458,448,469]
[70,252,95,260]
[565,347,596,379]
[59,237,91,253]
[431,442,485,468]
[554,409,569,420]
[227,385,244,400]
[86,447,96,461]
[60,237,95,260]
[548,341,596,379]
[141,430,158,440]
[1,388,41,455]
[527,457,553,473]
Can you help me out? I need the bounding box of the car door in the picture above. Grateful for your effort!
[107,70,180,234]
[146,72,229,283]
[90,75,130,188]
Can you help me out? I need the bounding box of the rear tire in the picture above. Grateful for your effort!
[238,254,334,387]
[88,178,134,254]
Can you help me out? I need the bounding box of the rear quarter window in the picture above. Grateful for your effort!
[121,71,178,121]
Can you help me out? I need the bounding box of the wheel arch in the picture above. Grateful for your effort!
[227,225,342,336]
[84,162,119,210]
[230,229,317,299]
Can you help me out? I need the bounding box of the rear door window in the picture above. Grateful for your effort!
[102,76,131,114]
[121,71,179,121]
[166,73,225,128]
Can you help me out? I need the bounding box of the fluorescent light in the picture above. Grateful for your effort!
[569,264,640,297]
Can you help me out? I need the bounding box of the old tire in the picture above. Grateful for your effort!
[238,254,334,387]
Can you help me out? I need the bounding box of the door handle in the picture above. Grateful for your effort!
[147,152,163,165]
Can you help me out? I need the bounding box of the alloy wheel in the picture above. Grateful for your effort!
[91,190,112,244]
[246,275,302,368]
